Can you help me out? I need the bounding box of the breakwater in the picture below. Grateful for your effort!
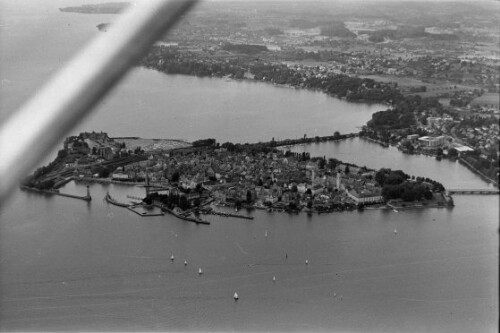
[206,209,254,220]
[127,205,165,217]
[20,185,91,202]
[104,192,130,207]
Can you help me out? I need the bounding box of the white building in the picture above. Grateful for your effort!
[347,188,384,204]
[418,136,446,147]
[112,172,129,180]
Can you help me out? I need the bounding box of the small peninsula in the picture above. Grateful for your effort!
[21,131,453,220]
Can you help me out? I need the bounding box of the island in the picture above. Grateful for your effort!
[21,131,453,221]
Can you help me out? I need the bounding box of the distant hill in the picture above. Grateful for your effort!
[320,22,356,39]
[59,2,129,14]
[361,25,458,43]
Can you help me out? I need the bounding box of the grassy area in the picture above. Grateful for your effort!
[470,92,499,107]
[359,75,430,87]
[115,138,191,152]
[358,75,478,97]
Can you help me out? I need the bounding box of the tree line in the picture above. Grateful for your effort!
[140,46,403,104]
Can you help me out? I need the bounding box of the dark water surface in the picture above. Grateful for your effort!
[0,180,497,331]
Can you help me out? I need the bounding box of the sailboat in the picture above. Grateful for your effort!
[394,229,398,234]
[198,267,203,275]
[233,292,239,301]
[184,260,188,266]
[272,276,276,282]
[170,254,174,261]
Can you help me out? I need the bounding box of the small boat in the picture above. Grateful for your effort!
[333,292,337,297]
[233,292,239,301]
[198,267,203,275]
[264,231,268,238]
[393,209,399,213]
[305,259,309,265]
[184,260,188,266]
[272,276,276,282]
[170,254,174,261]
[394,229,397,234]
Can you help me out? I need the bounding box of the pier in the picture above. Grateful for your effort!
[20,185,91,202]
[127,204,164,217]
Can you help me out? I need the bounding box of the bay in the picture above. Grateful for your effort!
[0,0,385,143]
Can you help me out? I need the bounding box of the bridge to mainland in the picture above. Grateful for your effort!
[447,189,499,195]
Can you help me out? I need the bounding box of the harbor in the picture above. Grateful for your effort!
[104,192,204,221]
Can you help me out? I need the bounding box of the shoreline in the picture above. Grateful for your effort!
[25,135,465,216]
[360,135,499,188]
[141,65,393,108]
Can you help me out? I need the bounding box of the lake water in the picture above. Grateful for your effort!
[0,0,385,143]
[288,137,497,190]
[0,1,498,332]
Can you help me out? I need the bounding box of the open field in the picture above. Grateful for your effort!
[358,75,431,87]
[470,92,499,107]
[114,138,191,152]
[359,75,476,91]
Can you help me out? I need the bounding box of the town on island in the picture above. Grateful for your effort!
[21,130,457,223]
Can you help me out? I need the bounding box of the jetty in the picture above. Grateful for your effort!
[104,192,130,207]
[207,210,253,220]
[20,185,91,202]
[127,204,164,217]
